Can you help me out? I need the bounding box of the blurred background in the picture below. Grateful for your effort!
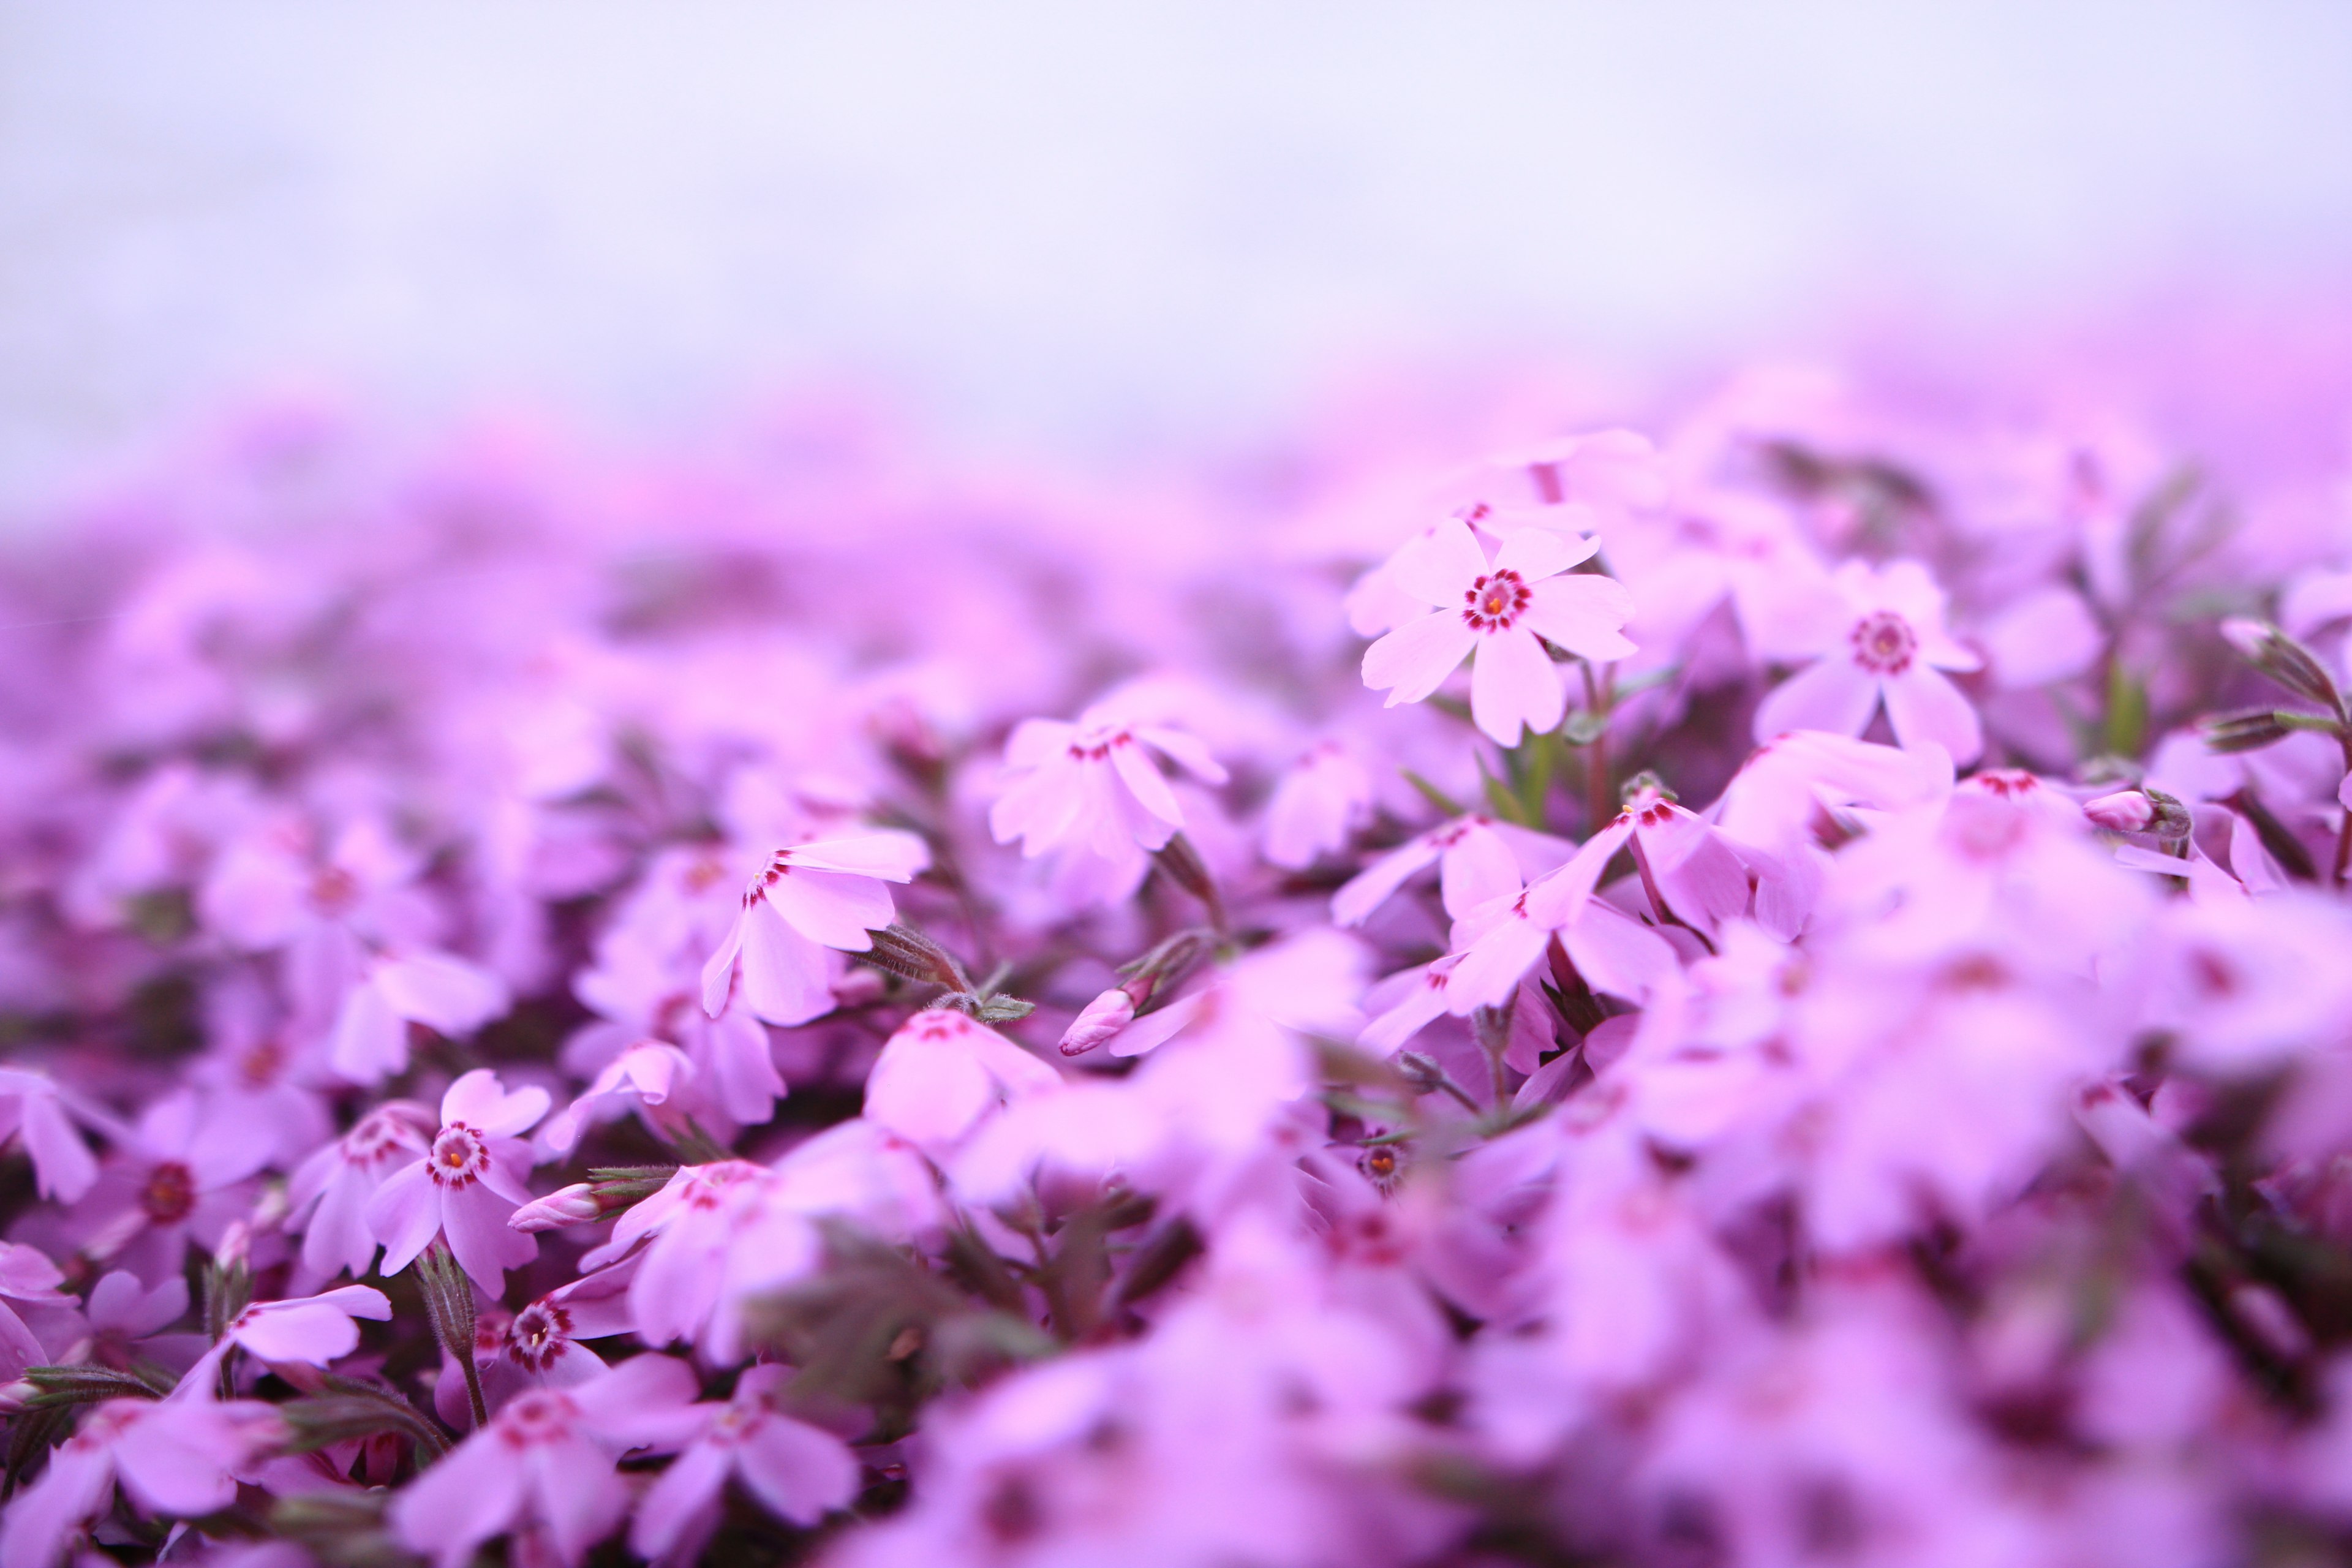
[2,0,2350,510]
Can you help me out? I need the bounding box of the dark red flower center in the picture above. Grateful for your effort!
[1848,609,1917,674]
[140,1161,195,1224]
[429,1123,489,1188]
[1461,569,1532,633]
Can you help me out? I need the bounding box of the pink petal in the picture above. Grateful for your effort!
[1387,515,1488,605]
[0,1242,67,1304]
[232,1297,368,1365]
[363,1161,442,1277]
[761,868,891,953]
[703,1009,785,1124]
[1492,526,1594,581]
[865,1033,994,1145]
[375,953,510,1036]
[989,755,1087,852]
[441,1182,535,1293]
[968,1028,1065,1100]
[1108,737,1185,829]
[1362,612,1476,705]
[737,900,839,1026]
[441,1069,550,1139]
[1439,821,1525,921]
[300,1168,383,1281]
[734,1414,859,1525]
[0,1303,45,1380]
[1752,654,1882,744]
[630,1438,731,1559]
[1445,910,1551,1014]
[777,832,929,881]
[86,1272,187,1338]
[14,1090,96,1203]
[1469,627,1566,747]
[1136,726,1228,785]
[0,1441,114,1568]
[570,1354,704,1449]
[1330,835,1442,927]
[111,1408,247,1517]
[1563,902,1681,1002]
[328,980,410,1084]
[1881,664,1984,764]
[1106,991,1207,1058]
[390,1434,527,1568]
[524,1438,631,1568]
[1359,961,1455,1053]
[1521,573,1637,661]
[1001,717,1076,769]
[699,903,748,1017]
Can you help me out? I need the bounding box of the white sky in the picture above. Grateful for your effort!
[2,2,2350,502]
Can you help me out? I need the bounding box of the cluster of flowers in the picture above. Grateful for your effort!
[3,357,2352,1568]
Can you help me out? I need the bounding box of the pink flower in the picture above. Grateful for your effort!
[863,1009,1063,1148]
[988,703,1229,902]
[363,1070,549,1293]
[389,1354,704,1568]
[1261,742,1373,870]
[630,1363,859,1561]
[57,1092,271,1284]
[1558,782,1755,937]
[74,1272,204,1377]
[0,1387,284,1568]
[1057,987,1139,1055]
[1331,813,1567,929]
[285,1101,435,1282]
[186,1285,392,1387]
[538,1041,699,1156]
[435,1270,636,1426]
[0,1069,99,1204]
[1752,558,1984,764]
[1360,515,1636,746]
[699,832,930,1027]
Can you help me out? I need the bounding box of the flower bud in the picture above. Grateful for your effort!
[2220,617,2344,713]
[1058,987,1138,1056]
[508,1183,601,1233]
[2203,709,2291,755]
[2081,790,2155,833]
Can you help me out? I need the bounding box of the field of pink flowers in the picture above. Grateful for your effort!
[4,341,2352,1568]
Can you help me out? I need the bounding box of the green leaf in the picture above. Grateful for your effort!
[1399,770,1464,818]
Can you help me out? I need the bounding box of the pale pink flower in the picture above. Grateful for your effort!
[538,1041,699,1156]
[1563,783,1755,937]
[1330,813,1568,929]
[1261,742,1374,870]
[0,1387,284,1568]
[74,1271,205,1378]
[363,1070,549,1292]
[864,1009,1063,1149]
[0,1069,99,1204]
[698,832,930,1027]
[58,1092,271,1284]
[436,1269,636,1425]
[389,1355,704,1568]
[1360,515,1635,746]
[285,1101,435,1282]
[1752,558,1985,763]
[630,1363,859,1562]
[988,704,1229,900]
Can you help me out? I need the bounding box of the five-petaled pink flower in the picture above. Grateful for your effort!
[1361,515,1636,746]
[989,704,1230,905]
[630,1363,860,1562]
[389,1354,704,1568]
[699,832,930,1027]
[1753,559,1984,764]
[364,1069,549,1292]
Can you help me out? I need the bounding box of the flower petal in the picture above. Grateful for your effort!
[1362,612,1476,705]
[1469,627,1566,747]
[1521,573,1637,661]
[1387,516,1488,606]
[1882,665,1985,764]
[1752,655,1882,744]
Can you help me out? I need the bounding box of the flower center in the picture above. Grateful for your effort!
[429,1124,489,1188]
[1065,726,1133,763]
[1460,569,1532,633]
[1848,610,1917,674]
[496,1390,579,1449]
[344,1108,418,1166]
[140,1161,195,1224]
[505,1301,573,1373]
[309,865,360,916]
[238,1039,284,1088]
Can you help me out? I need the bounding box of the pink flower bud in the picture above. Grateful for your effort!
[1058,987,1137,1056]
[508,1183,601,1233]
[2218,617,2271,660]
[2082,790,2155,832]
